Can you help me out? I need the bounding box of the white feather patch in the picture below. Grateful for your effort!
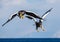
[42,13,49,19]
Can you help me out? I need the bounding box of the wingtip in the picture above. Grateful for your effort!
[2,24,5,27]
[50,8,53,10]
[48,8,53,12]
[2,22,7,27]
[2,25,4,27]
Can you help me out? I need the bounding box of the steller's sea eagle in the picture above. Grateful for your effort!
[2,8,53,27]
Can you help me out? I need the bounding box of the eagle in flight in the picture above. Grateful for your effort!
[2,8,53,32]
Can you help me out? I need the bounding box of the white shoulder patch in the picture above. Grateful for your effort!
[42,13,49,19]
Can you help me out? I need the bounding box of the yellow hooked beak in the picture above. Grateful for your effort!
[20,14,24,19]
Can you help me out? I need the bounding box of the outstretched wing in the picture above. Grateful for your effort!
[25,16,37,22]
[42,8,53,19]
[2,14,17,26]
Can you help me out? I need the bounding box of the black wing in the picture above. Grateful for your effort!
[42,8,53,19]
[25,16,33,19]
[26,16,37,22]
[25,12,42,19]
[2,14,17,26]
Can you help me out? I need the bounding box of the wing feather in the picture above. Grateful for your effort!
[42,8,53,19]
[26,16,37,22]
[2,14,17,26]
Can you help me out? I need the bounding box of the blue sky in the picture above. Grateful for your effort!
[0,0,60,38]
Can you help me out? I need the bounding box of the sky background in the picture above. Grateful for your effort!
[0,0,60,38]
